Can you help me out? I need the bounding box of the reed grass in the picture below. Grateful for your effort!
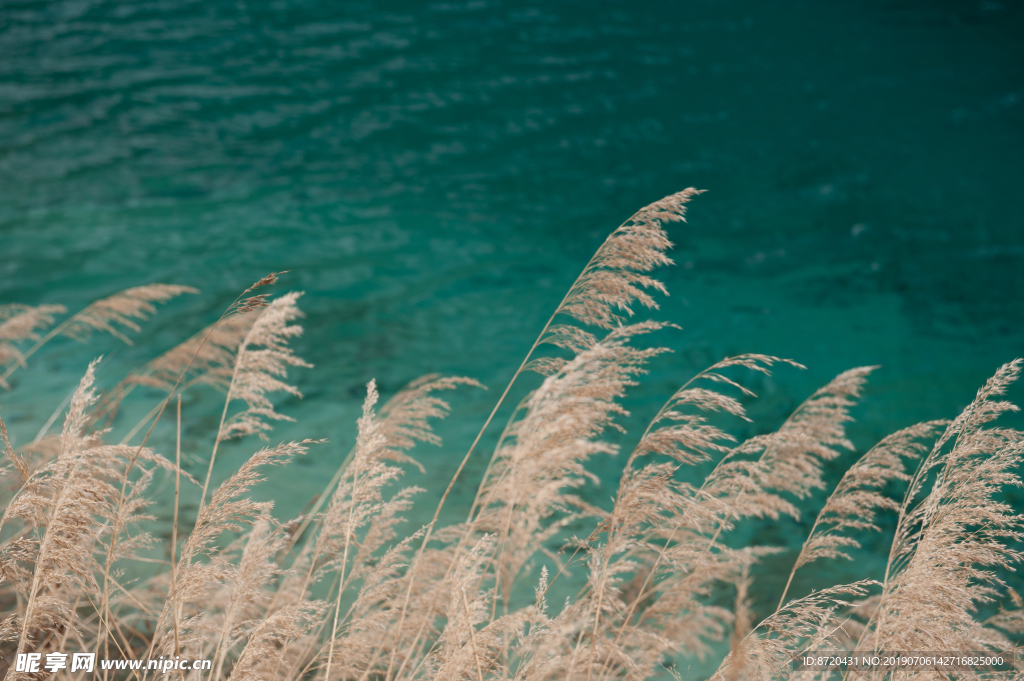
[1,192,1023,680]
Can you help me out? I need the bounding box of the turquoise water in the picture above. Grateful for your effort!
[2,0,1024,631]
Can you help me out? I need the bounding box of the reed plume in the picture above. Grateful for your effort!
[2,192,1024,681]
[382,189,703,681]
[0,284,195,388]
[95,309,260,440]
[55,284,198,344]
[776,420,946,609]
[477,322,671,614]
[199,291,310,512]
[127,309,261,394]
[1,360,175,674]
[868,361,1024,664]
[711,581,875,680]
[553,188,700,331]
[567,356,802,681]
[297,373,476,681]
[0,305,66,387]
[216,291,311,443]
[150,439,314,661]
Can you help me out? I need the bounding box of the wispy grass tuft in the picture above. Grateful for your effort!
[1,192,1022,680]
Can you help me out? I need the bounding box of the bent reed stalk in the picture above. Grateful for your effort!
[2,195,1023,681]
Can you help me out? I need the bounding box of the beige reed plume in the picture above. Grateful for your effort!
[698,366,877,538]
[126,309,262,394]
[0,304,66,386]
[0,284,196,387]
[92,274,283,667]
[477,322,671,621]
[149,439,315,662]
[868,360,1024,664]
[385,189,701,679]
[578,356,799,681]
[200,291,311,510]
[710,581,875,680]
[776,420,946,609]
[215,291,310,443]
[0,360,176,672]
[97,309,260,441]
[6,195,1024,681]
[278,374,476,681]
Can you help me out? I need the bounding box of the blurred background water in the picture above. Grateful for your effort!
[2,0,1023,662]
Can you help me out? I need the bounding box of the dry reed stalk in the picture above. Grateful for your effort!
[561,365,861,681]
[776,420,946,610]
[867,361,1024,666]
[724,563,753,681]
[200,291,310,513]
[149,439,313,662]
[0,285,196,387]
[2,361,175,679]
[98,310,260,440]
[4,200,1024,681]
[710,581,875,680]
[93,277,283,673]
[172,395,184,679]
[287,374,474,681]
[385,189,702,680]
[584,355,798,681]
[2,282,268,677]
[0,304,66,388]
[323,383,386,680]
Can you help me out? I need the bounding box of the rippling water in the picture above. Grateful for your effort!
[2,0,1024,638]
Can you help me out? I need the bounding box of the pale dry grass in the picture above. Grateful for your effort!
[1,192,1022,681]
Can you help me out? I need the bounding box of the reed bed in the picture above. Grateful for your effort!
[1,191,1022,680]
